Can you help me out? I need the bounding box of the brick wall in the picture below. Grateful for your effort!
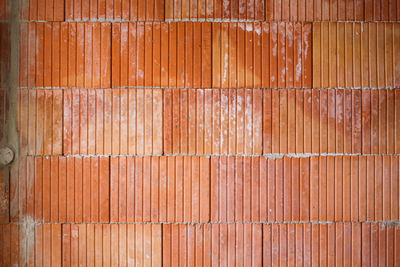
[1,0,400,265]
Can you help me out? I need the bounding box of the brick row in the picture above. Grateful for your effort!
[63,88,163,155]
[2,222,399,266]
[18,22,319,90]
[165,0,265,21]
[10,155,400,223]
[65,0,165,21]
[313,22,400,88]
[17,88,400,156]
[16,0,400,22]
[111,22,212,88]
[266,0,400,21]
[19,0,64,21]
[10,156,110,223]
[162,223,263,266]
[11,156,210,223]
[211,155,400,223]
[163,222,400,266]
[62,224,162,266]
[166,88,400,155]
[110,156,210,222]
[262,222,400,266]
[212,22,312,88]
[19,22,111,89]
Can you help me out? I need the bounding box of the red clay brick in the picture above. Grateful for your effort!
[212,22,312,88]
[263,222,400,266]
[165,0,264,20]
[164,88,262,154]
[163,223,262,266]
[265,0,400,21]
[62,224,161,266]
[111,22,212,88]
[63,0,164,21]
[62,88,162,155]
[18,0,64,20]
[19,22,111,88]
[109,156,210,223]
[314,22,400,88]
[263,88,400,154]
[0,224,62,267]
[10,156,109,223]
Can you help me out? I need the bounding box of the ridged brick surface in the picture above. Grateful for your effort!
[165,0,265,20]
[211,155,400,222]
[212,22,312,88]
[265,0,400,21]
[62,224,162,266]
[111,22,212,88]
[19,22,112,88]
[1,0,400,265]
[313,22,400,88]
[17,88,400,156]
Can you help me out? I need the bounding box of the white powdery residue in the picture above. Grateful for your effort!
[295,44,302,82]
[272,43,277,57]
[137,69,144,79]
[303,30,310,58]
[295,62,302,82]
[223,48,229,82]
[281,68,286,81]
[246,24,253,32]
[223,0,230,15]
[237,95,242,112]
[20,216,36,266]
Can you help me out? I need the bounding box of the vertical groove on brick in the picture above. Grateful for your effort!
[210,155,400,222]
[212,22,312,89]
[314,22,400,88]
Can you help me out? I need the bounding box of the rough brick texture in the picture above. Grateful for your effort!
[0,0,400,265]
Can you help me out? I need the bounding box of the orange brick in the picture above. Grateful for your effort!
[62,88,162,155]
[10,156,110,223]
[265,0,400,21]
[64,0,164,21]
[61,224,161,265]
[165,0,264,20]
[163,223,262,266]
[262,223,400,266]
[110,156,210,223]
[19,22,111,88]
[111,22,212,88]
[212,22,312,88]
[164,88,262,155]
[314,22,400,88]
